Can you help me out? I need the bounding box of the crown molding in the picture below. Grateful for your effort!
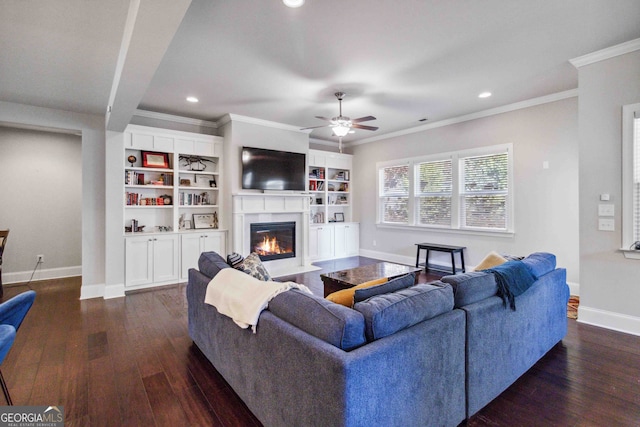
[133,109,218,128]
[217,113,309,133]
[350,89,579,147]
[570,38,640,68]
[308,137,339,147]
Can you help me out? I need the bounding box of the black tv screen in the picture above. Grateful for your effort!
[241,147,306,191]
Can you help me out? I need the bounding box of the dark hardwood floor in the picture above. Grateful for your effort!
[3,256,639,426]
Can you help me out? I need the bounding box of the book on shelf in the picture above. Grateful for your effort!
[179,192,211,206]
[125,193,170,206]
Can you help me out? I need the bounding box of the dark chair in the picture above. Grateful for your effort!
[0,290,36,405]
[0,230,8,298]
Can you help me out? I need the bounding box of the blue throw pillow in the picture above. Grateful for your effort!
[353,273,416,303]
[354,283,454,342]
[269,289,366,351]
[521,252,556,279]
[198,251,231,278]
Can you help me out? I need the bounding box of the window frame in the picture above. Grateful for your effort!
[622,103,640,250]
[377,143,514,235]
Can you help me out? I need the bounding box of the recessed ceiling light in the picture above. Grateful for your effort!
[478,92,492,99]
[283,0,304,7]
[186,96,199,103]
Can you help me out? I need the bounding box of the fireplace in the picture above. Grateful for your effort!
[250,221,296,261]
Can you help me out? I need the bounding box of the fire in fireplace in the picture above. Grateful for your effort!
[250,221,296,261]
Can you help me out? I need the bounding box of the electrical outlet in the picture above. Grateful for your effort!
[37,254,44,263]
[373,240,377,246]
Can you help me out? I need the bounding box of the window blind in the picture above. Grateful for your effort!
[381,165,410,223]
[460,153,508,229]
[416,160,452,226]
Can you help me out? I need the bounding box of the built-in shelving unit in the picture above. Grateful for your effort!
[307,149,359,261]
[122,125,227,289]
[308,149,352,224]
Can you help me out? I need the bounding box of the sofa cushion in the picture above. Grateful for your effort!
[354,283,454,341]
[521,252,556,279]
[235,252,272,281]
[198,251,231,279]
[353,273,416,303]
[474,251,507,271]
[326,277,388,307]
[269,289,366,351]
[441,271,498,308]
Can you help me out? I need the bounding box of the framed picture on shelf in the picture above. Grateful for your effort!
[334,213,344,222]
[142,151,170,169]
[193,213,218,229]
[183,220,192,230]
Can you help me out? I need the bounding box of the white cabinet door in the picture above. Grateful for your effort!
[311,226,334,260]
[125,236,153,287]
[180,231,227,280]
[180,233,203,280]
[153,234,179,283]
[334,224,348,258]
[345,223,359,256]
[202,231,226,254]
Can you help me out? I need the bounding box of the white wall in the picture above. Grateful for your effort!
[352,97,580,285]
[0,127,81,281]
[577,49,640,334]
[0,101,106,297]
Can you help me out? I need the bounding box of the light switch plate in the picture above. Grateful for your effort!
[598,218,615,231]
[598,204,614,217]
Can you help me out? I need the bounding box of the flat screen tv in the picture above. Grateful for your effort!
[241,147,306,191]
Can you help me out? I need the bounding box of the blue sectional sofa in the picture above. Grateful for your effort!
[187,251,568,426]
[441,252,569,417]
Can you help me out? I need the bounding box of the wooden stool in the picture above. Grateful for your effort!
[415,243,466,275]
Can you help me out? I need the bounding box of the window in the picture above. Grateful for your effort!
[416,159,452,226]
[377,144,512,233]
[460,153,508,229]
[622,103,640,249]
[380,164,410,224]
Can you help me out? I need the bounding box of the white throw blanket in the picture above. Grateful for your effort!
[204,268,312,332]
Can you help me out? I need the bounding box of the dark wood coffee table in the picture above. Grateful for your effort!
[321,262,422,297]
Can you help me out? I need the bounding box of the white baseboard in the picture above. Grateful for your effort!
[80,283,105,300]
[578,306,640,337]
[102,283,125,299]
[4,265,81,284]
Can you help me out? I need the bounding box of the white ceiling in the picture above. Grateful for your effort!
[2,0,640,142]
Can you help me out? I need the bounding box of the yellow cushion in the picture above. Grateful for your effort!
[326,277,388,307]
[474,251,507,271]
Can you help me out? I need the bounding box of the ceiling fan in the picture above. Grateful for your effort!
[302,92,378,152]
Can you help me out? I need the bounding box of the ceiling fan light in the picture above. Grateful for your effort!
[332,125,350,137]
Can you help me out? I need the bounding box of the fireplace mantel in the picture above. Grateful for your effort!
[232,193,314,276]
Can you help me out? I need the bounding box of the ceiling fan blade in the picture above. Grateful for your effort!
[300,124,330,130]
[352,123,379,131]
[314,116,332,122]
[351,115,376,123]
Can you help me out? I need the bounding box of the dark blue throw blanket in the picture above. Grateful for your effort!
[484,260,536,310]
